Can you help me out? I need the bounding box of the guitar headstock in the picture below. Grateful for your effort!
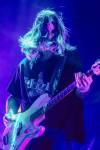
[91,59,100,76]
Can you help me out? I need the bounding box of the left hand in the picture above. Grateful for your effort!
[75,72,93,93]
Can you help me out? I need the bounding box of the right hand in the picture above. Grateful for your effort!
[3,112,16,127]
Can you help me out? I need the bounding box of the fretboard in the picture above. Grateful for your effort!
[45,81,76,111]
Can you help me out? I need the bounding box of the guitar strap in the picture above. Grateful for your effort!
[49,52,68,96]
[20,64,31,109]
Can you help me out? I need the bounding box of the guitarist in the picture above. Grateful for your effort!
[3,9,93,150]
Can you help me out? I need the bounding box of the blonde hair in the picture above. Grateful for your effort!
[19,9,75,57]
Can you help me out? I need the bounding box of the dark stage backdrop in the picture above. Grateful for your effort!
[0,0,100,149]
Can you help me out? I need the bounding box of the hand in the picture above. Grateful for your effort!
[91,59,100,75]
[75,72,93,93]
[3,111,16,127]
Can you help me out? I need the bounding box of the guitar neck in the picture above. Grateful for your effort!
[30,69,94,120]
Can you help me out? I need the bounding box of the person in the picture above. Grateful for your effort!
[3,9,93,150]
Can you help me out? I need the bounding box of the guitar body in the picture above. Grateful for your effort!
[3,93,49,150]
[3,120,45,150]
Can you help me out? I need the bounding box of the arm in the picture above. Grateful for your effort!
[66,50,93,94]
[3,95,20,126]
[75,59,100,93]
[6,95,20,114]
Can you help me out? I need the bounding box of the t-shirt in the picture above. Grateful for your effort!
[7,50,85,143]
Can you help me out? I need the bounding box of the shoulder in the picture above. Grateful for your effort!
[67,49,80,61]
[64,43,80,62]
[18,58,29,69]
[16,58,30,74]
[65,49,83,71]
[19,58,29,66]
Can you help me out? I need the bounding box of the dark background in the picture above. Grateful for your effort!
[0,0,100,149]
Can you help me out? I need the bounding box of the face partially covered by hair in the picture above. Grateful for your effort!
[34,10,64,54]
[35,13,60,43]
[19,9,69,58]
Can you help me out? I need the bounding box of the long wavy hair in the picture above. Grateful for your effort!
[19,9,75,58]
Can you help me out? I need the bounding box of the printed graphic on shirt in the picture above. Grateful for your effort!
[24,72,50,98]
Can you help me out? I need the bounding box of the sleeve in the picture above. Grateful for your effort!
[68,50,84,96]
[7,67,22,100]
[64,51,85,143]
